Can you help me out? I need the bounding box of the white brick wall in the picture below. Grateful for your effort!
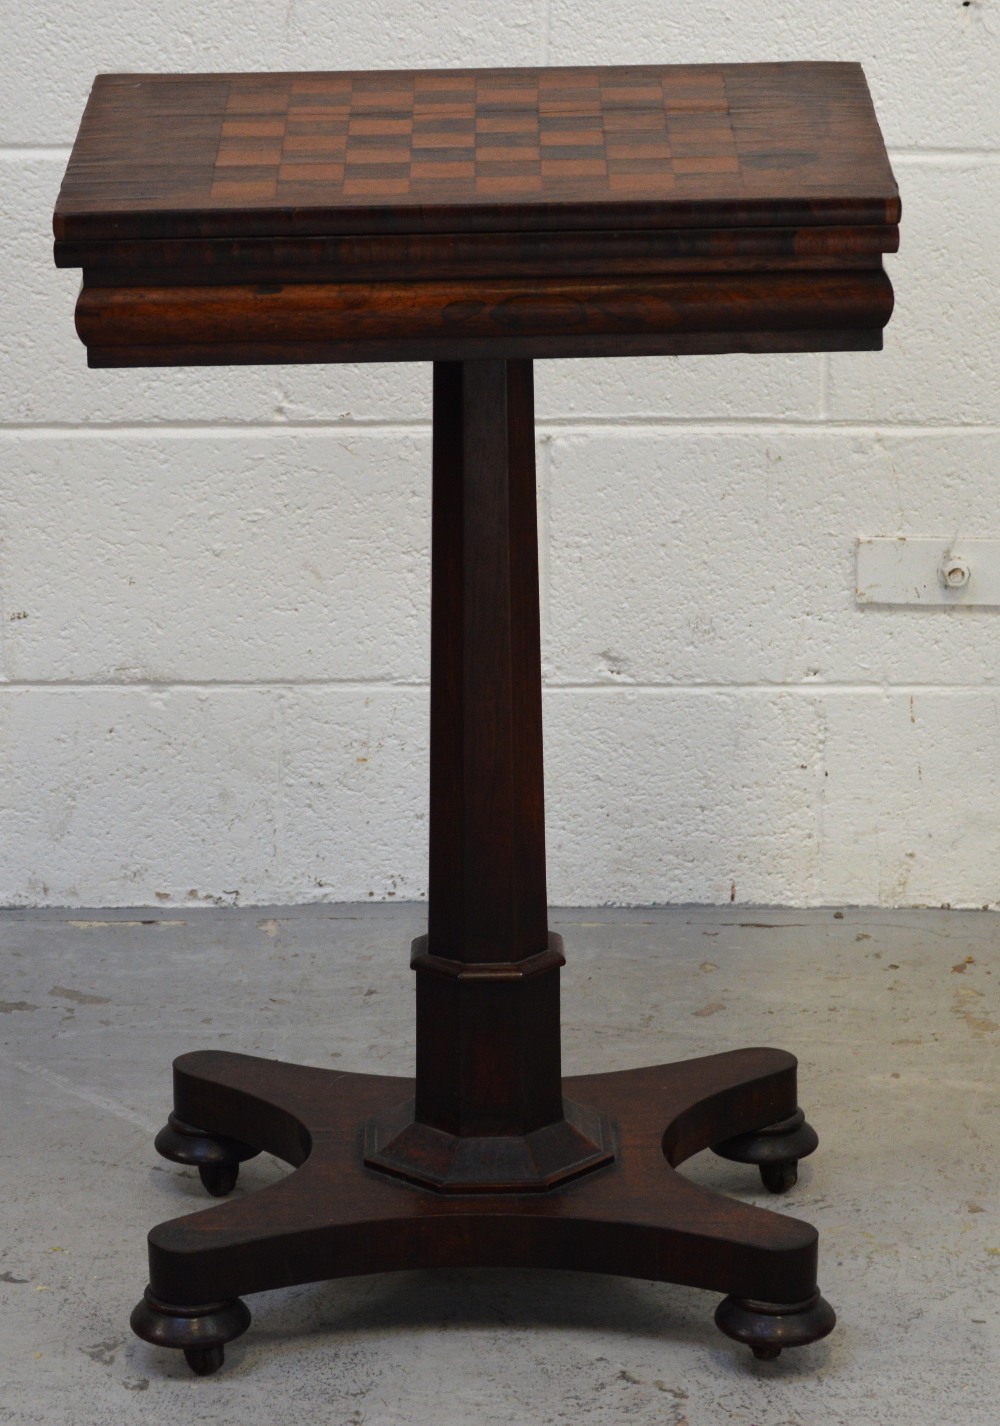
[2,2,999,907]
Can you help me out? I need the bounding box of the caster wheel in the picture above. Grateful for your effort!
[759,1160,797,1194]
[198,1162,239,1197]
[751,1343,782,1361]
[131,1288,250,1372]
[712,1106,818,1187]
[154,1113,259,1192]
[184,1344,225,1375]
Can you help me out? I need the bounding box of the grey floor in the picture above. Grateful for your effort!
[2,904,998,1425]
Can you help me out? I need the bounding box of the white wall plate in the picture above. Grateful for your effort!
[856,536,1000,606]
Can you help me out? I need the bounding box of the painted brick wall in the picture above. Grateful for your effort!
[3,3,999,907]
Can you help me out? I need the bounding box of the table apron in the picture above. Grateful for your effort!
[76,269,893,366]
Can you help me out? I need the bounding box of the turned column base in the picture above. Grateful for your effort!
[363,1093,614,1192]
[368,932,613,1192]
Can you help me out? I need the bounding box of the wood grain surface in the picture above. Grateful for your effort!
[60,65,882,1374]
[54,63,900,243]
[75,269,894,366]
[55,63,899,364]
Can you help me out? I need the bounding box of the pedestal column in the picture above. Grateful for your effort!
[364,360,613,1190]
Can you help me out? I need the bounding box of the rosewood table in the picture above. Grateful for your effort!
[54,62,898,1377]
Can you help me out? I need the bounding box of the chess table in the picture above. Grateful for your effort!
[54,62,898,1377]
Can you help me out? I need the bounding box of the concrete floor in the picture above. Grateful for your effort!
[1,904,998,1425]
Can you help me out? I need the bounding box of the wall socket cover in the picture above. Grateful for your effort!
[856,537,1000,606]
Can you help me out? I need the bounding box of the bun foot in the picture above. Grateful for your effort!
[712,1106,818,1191]
[715,1289,836,1359]
[154,1112,259,1194]
[130,1287,251,1373]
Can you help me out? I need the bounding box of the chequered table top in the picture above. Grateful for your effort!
[55,65,899,240]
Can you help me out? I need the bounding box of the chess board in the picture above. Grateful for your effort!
[54,64,899,241]
[212,68,738,203]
